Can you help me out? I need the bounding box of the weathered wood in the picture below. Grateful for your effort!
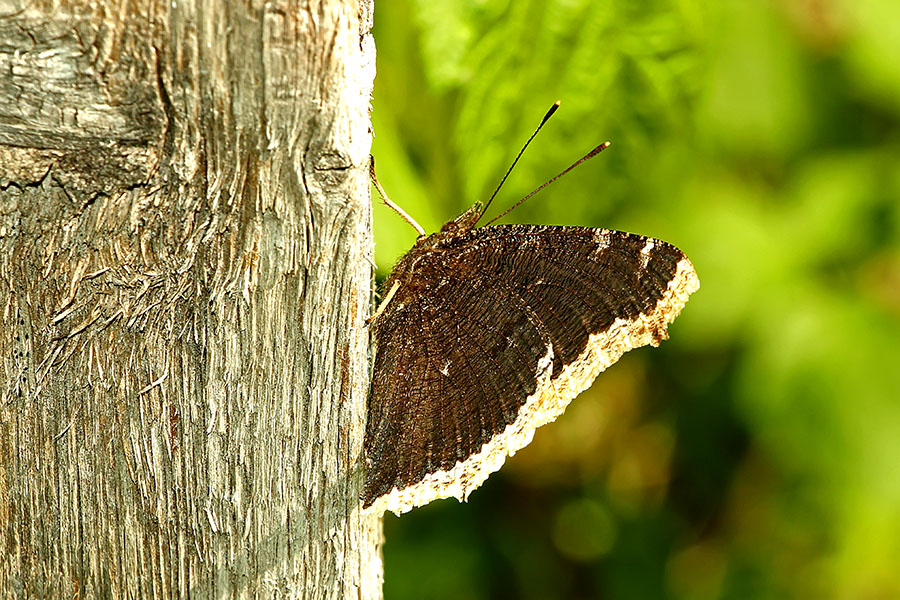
[0,0,381,597]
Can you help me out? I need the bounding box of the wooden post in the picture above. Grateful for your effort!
[0,0,382,597]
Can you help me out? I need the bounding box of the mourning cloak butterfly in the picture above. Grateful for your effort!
[363,105,699,516]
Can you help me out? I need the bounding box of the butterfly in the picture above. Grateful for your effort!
[363,103,699,516]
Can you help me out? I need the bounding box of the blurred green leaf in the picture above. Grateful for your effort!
[371,0,900,598]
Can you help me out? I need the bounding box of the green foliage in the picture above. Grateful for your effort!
[371,1,900,598]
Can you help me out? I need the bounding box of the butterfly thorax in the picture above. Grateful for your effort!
[376,204,486,325]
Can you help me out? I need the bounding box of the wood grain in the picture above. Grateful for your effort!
[0,0,381,597]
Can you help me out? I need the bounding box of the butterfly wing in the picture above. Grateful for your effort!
[364,224,699,515]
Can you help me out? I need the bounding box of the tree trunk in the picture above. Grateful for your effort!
[0,0,381,597]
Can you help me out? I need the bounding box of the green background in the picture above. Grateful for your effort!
[370,1,900,598]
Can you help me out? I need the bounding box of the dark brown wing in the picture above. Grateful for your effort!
[363,225,699,515]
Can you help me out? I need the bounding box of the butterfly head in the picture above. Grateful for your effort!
[440,204,483,237]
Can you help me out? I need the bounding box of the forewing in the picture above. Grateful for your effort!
[364,225,699,515]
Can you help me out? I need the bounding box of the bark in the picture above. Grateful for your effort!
[0,0,381,597]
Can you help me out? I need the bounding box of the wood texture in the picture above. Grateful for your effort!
[0,0,381,597]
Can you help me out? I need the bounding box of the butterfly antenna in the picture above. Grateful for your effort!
[476,101,561,226]
[369,156,426,237]
[482,142,611,227]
